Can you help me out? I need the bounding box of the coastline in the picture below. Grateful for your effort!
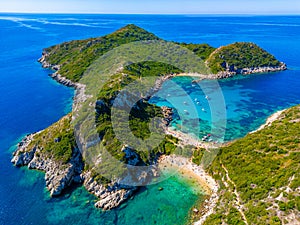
[175,63,287,81]
[250,109,285,134]
[37,51,222,221]
[165,127,221,149]
[12,46,288,223]
[158,155,219,225]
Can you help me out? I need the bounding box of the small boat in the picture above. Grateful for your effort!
[194,98,198,101]
[183,101,188,105]
[205,95,211,100]
[202,108,206,112]
[196,101,200,105]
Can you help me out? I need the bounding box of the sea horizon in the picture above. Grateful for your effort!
[0,14,300,224]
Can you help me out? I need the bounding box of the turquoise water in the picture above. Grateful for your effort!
[2,165,201,225]
[150,71,300,141]
[1,14,300,225]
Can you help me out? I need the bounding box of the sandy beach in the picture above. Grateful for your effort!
[165,127,221,149]
[158,155,219,225]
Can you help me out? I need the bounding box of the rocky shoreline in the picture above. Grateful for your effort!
[213,62,287,79]
[11,52,174,210]
[13,50,140,209]
[11,126,84,197]
[11,127,139,210]
[250,109,285,134]
[178,62,287,81]
[11,49,287,220]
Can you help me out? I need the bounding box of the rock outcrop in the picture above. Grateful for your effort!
[11,133,37,166]
[82,171,136,210]
[11,133,83,197]
[11,131,156,209]
[161,106,173,127]
[213,62,287,79]
[38,51,78,88]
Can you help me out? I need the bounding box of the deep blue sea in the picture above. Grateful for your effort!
[0,14,300,225]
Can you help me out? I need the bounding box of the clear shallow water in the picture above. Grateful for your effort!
[150,70,300,141]
[0,14,300,225]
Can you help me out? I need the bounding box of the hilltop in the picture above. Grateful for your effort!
[39,24,161,82]
[11,24,293,224]
[39,24,286,83]
[207,42,286,76]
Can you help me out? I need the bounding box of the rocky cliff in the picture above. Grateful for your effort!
[12,24,289,216]
[11,115,139,209]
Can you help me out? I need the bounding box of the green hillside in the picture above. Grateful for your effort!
[207,42,282,74]
[199,105,300,225]
[13,25,294,223]
[42,24,160,82]
[42,25,284,82]
[177,43,216,60]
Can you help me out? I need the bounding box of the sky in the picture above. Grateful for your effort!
[0,0,299,14]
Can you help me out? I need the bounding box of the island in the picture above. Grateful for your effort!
[11,25,299,225]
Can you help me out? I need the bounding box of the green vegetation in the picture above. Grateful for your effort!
[178,43,216,61]
[97,61,183,103]
[43,25,283,82]
[96,61,182,164]
[207,42,282,74]
[28,114,75,164]
[34,25,292,222]
[201,105,300,224]
[192,147,206,165]
[44,24,160,82]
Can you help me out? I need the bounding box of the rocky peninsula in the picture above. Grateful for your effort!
[11,24,294,225]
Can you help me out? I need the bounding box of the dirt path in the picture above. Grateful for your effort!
[222,164,249,225]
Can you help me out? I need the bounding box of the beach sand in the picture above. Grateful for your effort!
[158,155,219,225]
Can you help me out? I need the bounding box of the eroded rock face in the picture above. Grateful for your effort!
[214,63,287,79]
[11,134,83,197]
[11,134,37,166]
[161,106,173,127]
[11,134,147,210]
[49,72,77,88]
[82,172,136,210]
